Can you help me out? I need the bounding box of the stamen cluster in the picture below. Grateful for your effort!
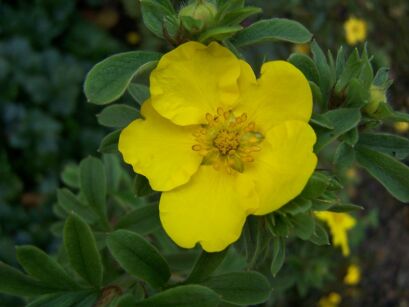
[192,107,264,173]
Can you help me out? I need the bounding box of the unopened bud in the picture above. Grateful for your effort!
[179,0,217,27]
[364,85,387,115]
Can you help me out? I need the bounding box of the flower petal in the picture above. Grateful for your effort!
[160,166,258,252]
[118,100,202,191]
[244,120,317,215]
[236,61,313,133]
[150,41,242,126]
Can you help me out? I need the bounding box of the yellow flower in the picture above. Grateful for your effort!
[344,264,361,285]
[293,43,310,54]
[315,212,356,256]
[394,121,409,133]
[126,32,141,45]
[318,292,341,307]
[119,42,317,252]
[344,17,367,45]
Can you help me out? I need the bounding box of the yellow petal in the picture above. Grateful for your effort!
[150,41,242,126]
[245,121,317,215]
[118,100,202,191]
[236,61,313,133]
[160,166,258,252]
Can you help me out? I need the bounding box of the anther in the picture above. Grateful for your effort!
[192,144,202,151]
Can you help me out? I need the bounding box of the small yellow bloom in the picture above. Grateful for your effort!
[318,292,341,307]
[394,121,409,133]
[344,17,367,45]
[126,32,141,45]
[119,42,317,252]
[344,264,361,285]
[293,43,310,54]
[315,212,356,256]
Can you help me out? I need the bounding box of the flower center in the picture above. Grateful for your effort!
[192,107,264,173]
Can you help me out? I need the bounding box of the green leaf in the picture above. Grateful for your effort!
[232,18,312,47]
[103,154,123,193]
[333,142,355,171]
[27,291,97,307]
[328,203,364,213]
[80,156,107,221]
[16,246,78,290]
[57,188,98,224]
[216,0,245,20]
[308,222,330,245]
[61,163,80,189]
[107,230,170,288]
[134,174,155,197]
[314,108,361,152]
[358,133,409,160]
[200,272,270,305]
[373,67,392,89]
[311,40,332,106]
[128,83,150,105]
[270,237,286,276]
[221,6,262,26]
[290,213,315,240]
[310,113,334,129]
[115,204,161,235]
[98,130,121,154]
[0,263,55,296]
[356,146,409,202]
[64,214,103,287]
[343,127,359,146]
[309,82,324,109]
[199,26,243,43]
[140,0,175,38]
[335,46,345,79]
[288,53,319,84]
[84,51,161,105]
[300,172,331,199]
[371,104,409,123]
[346,78,369,108]
[281,198,312,215]
[186,249,229,283]
[97,105,139,128]
[335,49,363,93]
[134,285,220,307]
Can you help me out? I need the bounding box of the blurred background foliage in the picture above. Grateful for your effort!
[0,0,408,306]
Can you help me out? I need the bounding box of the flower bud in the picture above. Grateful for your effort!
[364,85,387,115]
[179,0,217,27]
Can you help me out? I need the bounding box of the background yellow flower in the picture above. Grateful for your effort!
[344,17,367,45]
[344,264,361,285]
[315,211,356,256]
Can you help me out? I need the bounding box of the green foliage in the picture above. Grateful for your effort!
[64,214,103,287]
[106,230,171,288]
[84,52,161,105]
[0,263,54,297]
[186,249,229,283]
[16,246,77,290]
[200,272,271,305]
[80,156,108,226]
[356,146,409,202]
[130,285,220,307]
[97,105,139,128]
[232,18,313,46]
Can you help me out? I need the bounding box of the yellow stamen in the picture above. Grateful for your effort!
[192,108,264,174]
